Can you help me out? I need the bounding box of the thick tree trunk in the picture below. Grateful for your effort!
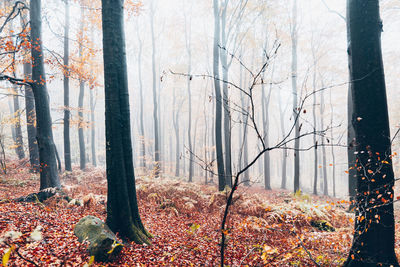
[23,59,39,172]
[213,0,225,191]
[150,3,160,178]
[101,0,150,244]
[63,0,72,171]
[291,0,300,193]
[30,0,60,189]
[344,1,399,265]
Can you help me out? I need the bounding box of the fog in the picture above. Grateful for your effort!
[1,0,400,197]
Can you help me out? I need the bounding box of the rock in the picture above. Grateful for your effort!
[74,216,123,262]
[310,219,335,232]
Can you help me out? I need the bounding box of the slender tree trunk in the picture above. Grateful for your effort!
[291,0,300,192]
[172,88,180,177]
[12,86,25,159]
[78,6,86,170]
[101,0,150,244]
[220,2,232,188]
[279,89,287,189]
[261,59,273,190]
[185,12,193,182]
[213,0,225,191]
[30,0,60,189]
[330,89,336,197]
[312,43,319,195]
[90,88,96,167]
[150,2,160,178]
[63,0,72,172]
[344,1,398,265]
[136,22,146,170]
[320,88,328,196]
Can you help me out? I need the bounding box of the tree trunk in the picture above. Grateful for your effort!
[172,87,180,177]
[78,6,86,170]
[63,0,72,171]
[136,22,146,169]
[185,12,193,182]
[23,56,39,172]
[12,86,25,160]
[330,89,336,197]
[291,0,300,193]
[220,2,232,188]
[30,0,60,189]
[101,0,150,244]
[344,1,399,265]
[320,82,328,196]
[90,88,96,167]
[278,88,287,189]
[213,0,225,191]
[150,2,160,178]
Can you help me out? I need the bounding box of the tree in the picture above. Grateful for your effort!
[213,0,225,191]
[345,0,399,265]
[291,0,300,192]
[78,4,86,170]
[150,0,161,178]
[101,0,150,243]
[63,0,72,172]
[30,0,60,189]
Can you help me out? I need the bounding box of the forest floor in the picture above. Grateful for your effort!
[1,161,400,266]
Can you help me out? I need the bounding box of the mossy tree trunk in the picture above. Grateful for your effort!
[101,0,150,244]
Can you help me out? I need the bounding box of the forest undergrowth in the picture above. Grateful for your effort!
[1,160,400,266]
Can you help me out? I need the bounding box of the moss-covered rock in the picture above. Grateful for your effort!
[74,216,123,262]
[310,219,335,232]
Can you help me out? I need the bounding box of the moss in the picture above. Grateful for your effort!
[310,220,335,232]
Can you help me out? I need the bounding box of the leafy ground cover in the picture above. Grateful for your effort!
[0,161,398,266]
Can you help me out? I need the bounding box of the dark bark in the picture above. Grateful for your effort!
[220,2,232,188]
[101,0,150,244]
[348,84,357,207]
[213,0,225,191]
[63,0,72,171]
[344,1,399,265]
[78,6,86,170]
[23,58,39,172]
[30,0,60,189]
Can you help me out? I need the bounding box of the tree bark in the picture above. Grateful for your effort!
[101,0,150,244]
[213,0,225,191]
[136,21,146,169]
[22,56,39,172]
[12,86,25,160]
[291,0,300,193]
[78,5,86,170]
[63,0,72,171]
[30,0,60,189]
[344,1,399,265]
[150,1,160,178]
